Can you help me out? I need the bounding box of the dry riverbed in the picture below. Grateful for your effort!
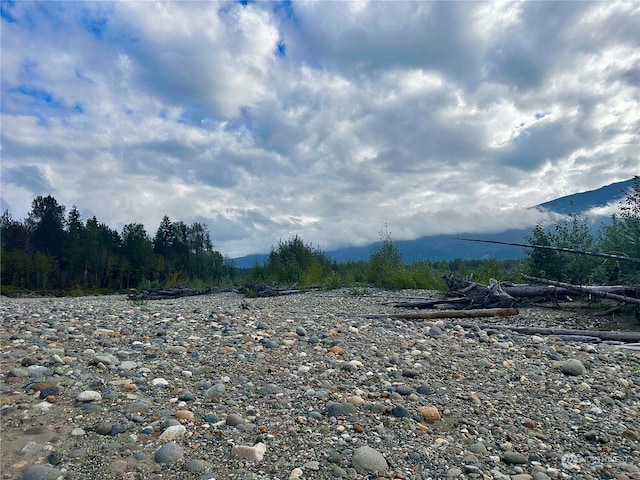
[1,289,639,480]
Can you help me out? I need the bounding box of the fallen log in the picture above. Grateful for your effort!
[128,286,213,301]
[236,285,319,297]
[523,275,640,306]
[365,307,519,320]
[392,297,470,309]
[442,276,522,308]
[454,322,640,343]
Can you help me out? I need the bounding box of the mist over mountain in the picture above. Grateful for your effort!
[233,178,636,268]
[535,178,635,215]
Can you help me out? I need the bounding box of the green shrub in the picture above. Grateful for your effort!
[368,226,405,288]
[323,271,342,290]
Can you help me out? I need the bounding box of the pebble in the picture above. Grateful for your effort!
[326,401,358,417]
[75,390,102,402]
[352,445,388,473]
[289,467,304,479]
[501,451,528,464]
[159,424,187,442]
[226,413,245,426]
[231,442,267,461]
[22,464,64,480]
[1,291,638,480]
[154,441,183,464]
[151,377,169,387]
[560,358,586,376]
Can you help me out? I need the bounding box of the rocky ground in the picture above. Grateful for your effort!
[1,289,639,480]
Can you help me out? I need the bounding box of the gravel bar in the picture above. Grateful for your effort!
[1,289,639,480]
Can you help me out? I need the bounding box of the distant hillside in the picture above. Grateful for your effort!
[233,177,636,268]
[535,177,635,214]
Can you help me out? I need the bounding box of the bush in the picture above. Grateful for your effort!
[368,227,405,288]
[251,235,333,286]
[526,207,599,284]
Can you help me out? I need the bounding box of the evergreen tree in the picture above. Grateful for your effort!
[27,195,66,264]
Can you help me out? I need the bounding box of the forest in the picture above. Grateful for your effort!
[1,176,638,296]
[0,197,230,294]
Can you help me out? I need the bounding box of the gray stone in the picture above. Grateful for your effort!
[325,402,358,417]
[92,354,118,365]
[430,325,444,336]
[22,464,63,480]
[447,467,463,478]
[469,442,488,455]
[155,441,183,464]
[392,404,410,418]
[119,360,137,371]
[352,445,388,473]
[204,383,226,399]
[95,422,113,435]
[395,385,413,395]
[178,390,195,401]
[331,466,348,477]
[185,459,206,472]
[532,473,552,480]
[501,451,527,464]
[225,413,245,426]
[561,359,586,376]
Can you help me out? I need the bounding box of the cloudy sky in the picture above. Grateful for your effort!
[1,1,638,257]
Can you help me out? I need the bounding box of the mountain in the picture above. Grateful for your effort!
[232,177,636,268]
[535,177,635,215]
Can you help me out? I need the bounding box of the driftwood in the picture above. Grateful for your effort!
[128,286,213,301]
[365,307,519,320]
[523,275,640,306]
[236,285,318,298]
[453,237,640,264]
[454,322,640,343]
[441,276,526,308]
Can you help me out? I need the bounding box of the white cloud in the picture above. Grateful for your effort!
[1,1,638,258]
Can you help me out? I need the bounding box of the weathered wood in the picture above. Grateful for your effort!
[236,285,319,297]
[453,237,640,264]
[523,275,640,306]
[442,275,520,308]
[455,322,640,343]
[128,287,213,301]
[366,307,519,320]
[392,297,469,309]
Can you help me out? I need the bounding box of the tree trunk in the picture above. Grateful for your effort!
[365,307,519,320]
[454,322,640,343]
[523,275,640,306]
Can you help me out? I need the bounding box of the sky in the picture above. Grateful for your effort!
[1,1,639,258]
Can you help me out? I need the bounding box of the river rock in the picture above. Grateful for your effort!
[352,445,388,473]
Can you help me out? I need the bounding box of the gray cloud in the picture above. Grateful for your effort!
[1,1,638,257]
[2,165,51,194]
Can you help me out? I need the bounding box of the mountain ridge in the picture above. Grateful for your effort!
[233,177,636,268]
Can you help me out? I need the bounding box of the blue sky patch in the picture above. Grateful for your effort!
[1,0,16,23]
[12,85,62,108]
[80,12,107,38]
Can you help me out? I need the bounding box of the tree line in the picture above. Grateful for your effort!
[249,178,639,290]
[1,177,637,295]
[1,195,231,293]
